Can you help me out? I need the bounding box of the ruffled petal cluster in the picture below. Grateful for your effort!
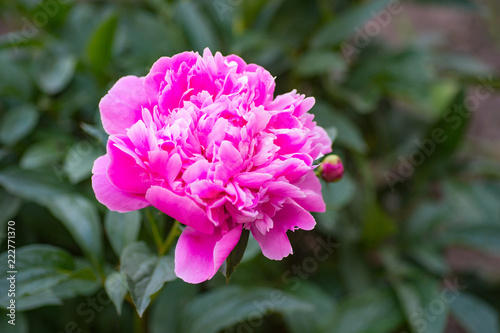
[92,48,332,283]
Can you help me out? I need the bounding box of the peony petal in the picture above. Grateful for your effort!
[145,186,214,234]
[294,170,326,212]
[234,172,272,188]
[92,154,109,175]
[314,126,333,156]
[252,201,316,260]
[261,158,310,183]
[207,117,228,145]
[91,155,149,212]
[99,76,151,135]
[294,96,315,117]
[182,159,210,183]
[266,181,305,198]
[166,153,182,186]
[107,138,150,193]
[246,107,272,134]
[218,140,243,171]
[189,180,224,199]
[144,52,198,104]
[275,201,316,231]
[175,225,242,283]
[148,150,170,180]
[252,224,292,261]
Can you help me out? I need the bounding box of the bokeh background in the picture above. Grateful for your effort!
[1,0,500,332]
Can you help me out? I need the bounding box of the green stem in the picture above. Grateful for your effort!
[145,208,163,254]
[134,308,149,333]
[159,220,181,256]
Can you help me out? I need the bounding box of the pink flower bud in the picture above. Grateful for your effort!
[320,155,344,182]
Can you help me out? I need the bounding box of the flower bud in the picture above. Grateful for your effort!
[319,155,344,182]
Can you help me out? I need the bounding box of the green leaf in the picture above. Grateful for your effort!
[283,282,336,333]
[0,245,74,308]
[321,288,404,333]
[381,251,450,333]
[120,242,176,317]
[224,229,249,283]
[403,201,448,239]
[0,52,33,99]
[105,210,142,258]
[81,122,107,145]
[240,234,261,263]
[451,293,499,333]
[362,199,396,245]
[47,194,103,269]
[20,140,64,170]
[52,265,100,299]
[179,286,313,333]
[408,246,449,276]
[322,176,356,210]
[312,101,367,153]
[439,225,500,255]
[311,0,389,48]
[416,0,476,7]
[429,80,461,117]
[315,209,340,234]
[295,51,346,77]
[335,88,380,114]
[316,176,356,233]
[343,49,434,111]
[0,189,22,225]
[117,10,182,71]
[326,126,338,143]
[434,53,492,77]
[0,104,39,145]
[150,280,198,333]
[434,90,470,151]
[33,48,76,95]
[63,141,104,184]
[338,244,372,295]
[175,2,220,52]
[0,168,71,206]
[415,90,469,181]
[86,14,118,72]
[4,264,97,312]
[392,274,448,333]
[105,271,128,315]
[16,289,62,311]
[439,180,500,228]
[392,282,423,333]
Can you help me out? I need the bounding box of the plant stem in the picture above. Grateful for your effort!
[159,220,181,256]
[145,208,163,254]
[134,308,149,333]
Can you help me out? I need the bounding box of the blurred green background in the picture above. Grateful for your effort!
[1,0,500,332]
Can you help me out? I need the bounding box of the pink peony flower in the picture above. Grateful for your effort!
[92,48,332,283]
